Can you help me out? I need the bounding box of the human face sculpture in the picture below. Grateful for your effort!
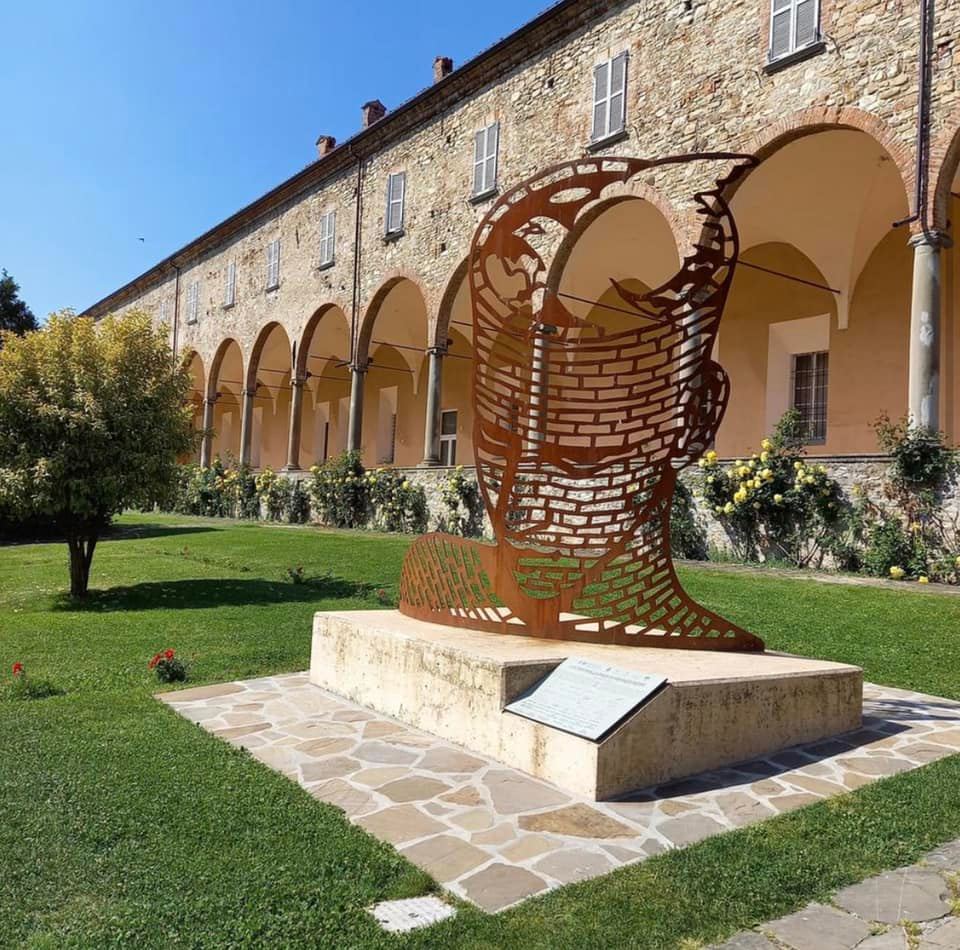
[400,154,763,650]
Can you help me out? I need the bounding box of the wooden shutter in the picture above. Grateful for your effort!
[225,261,236,306]
[485,123,499,193]
[770,0,793,59]
[267,240,280,288]
[473,129,486,195]
[387,172,405,234]
[609,52,627,135]
[794,0,818,49]
[320,211,335,265]
[592,61,609,141]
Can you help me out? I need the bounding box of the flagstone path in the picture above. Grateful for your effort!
[710,839,960,949]
[159,675,960,914]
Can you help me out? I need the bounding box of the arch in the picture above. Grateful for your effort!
[730,126,910,332]
[357,276,431,467]
[297,304,352,467]
[434,258,470,350]
[207,337,244,462]
[246,322,293,471]
[181,350,205,463]
[736,106,914,210]
[930,111,960,233]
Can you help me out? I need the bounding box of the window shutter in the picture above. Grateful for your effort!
[320,210,335,265]
[609,52,627,134]
[794,0,818,48]
[592,61,609,141]
[485,123,499,193]
[267,239,280,288]
[225,261,236,305]
[473,129,486,195]
[387,172,405,233]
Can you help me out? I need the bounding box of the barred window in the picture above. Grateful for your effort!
[439,410,458,466]
[791,351,828,443]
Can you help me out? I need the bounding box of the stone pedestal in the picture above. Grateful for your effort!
[310,610,862,800]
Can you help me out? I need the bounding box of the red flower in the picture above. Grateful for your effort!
[164,649,175,661]
[148,653,162,670]
[12,662,23,677]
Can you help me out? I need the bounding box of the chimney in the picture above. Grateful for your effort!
[362,99,387,128]
[433,56,454,83]
[315,135,336,158]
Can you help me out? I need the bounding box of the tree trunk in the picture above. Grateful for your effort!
[67,532,98,598]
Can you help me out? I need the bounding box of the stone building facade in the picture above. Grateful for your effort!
[82,0,960,508]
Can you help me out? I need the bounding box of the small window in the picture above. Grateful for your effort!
[769,0,820,62]
[319,210,336,266]
[591,51,628,143]
[439,410,458,465]
[266,239,280,290]
[186,280,200,325]
[158,298,167,324]
[472,122,499,197]
[791,351,828,443]
[386,172,405,235]
[224,260,236,307]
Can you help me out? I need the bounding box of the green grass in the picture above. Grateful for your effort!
[2,512,960,948]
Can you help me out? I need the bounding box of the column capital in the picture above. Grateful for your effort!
[909,229,953,250]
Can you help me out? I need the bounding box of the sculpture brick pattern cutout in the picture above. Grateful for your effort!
[400,154,764,651]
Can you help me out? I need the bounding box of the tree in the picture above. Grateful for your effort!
[0,311,195,596]
[0,269,39,339]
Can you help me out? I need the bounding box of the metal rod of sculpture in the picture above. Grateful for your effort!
[399,153,765,651]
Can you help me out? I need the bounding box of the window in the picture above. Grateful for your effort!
[472,123,499,197]
[158,298,167,324]
[266,239,280,290]
[439,410,458,465]
[224,260,236,307]
[386,172,405,236]
[186,280,200,325]
[591,52,628,143]
[791,351,828,443]
[769,0,820,62]
[319,210,336,266]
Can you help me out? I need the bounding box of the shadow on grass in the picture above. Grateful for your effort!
[103,522,221,542]
[53,575,386,612]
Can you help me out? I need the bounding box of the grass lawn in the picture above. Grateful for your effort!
[3,511,960,948]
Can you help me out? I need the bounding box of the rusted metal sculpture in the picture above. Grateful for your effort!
[400,154,764,651]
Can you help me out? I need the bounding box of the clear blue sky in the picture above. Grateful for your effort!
[1,0,553,320]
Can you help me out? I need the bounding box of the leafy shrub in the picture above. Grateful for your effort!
[148,649,187,684]
[286,480,310,524]
[437,466,484,537]
[255,468,289,522]
[307,451,369,528]
[671,479,708,560]
[875,414,957,497]
[698,411,847,567]
[284,565,306,584]
[367,469,428,534]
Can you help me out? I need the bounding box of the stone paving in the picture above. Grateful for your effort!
[711,839,960,949]
[159,675,960,914]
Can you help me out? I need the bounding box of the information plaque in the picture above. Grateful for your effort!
[504,658,667,741]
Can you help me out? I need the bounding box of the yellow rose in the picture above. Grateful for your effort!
[761,438,773,451]
[761,468,772,480]
[955,555,960,569]
[760,451,769,463]
[918,576,929,584]
[794,461,803,471]
[706,450,717,462]
[804,475,814,485]
[889,566,905,580]
[723,502,734,515]
[773,493,783,504]
[734,489,748,504]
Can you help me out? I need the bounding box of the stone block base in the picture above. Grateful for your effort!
[310,611,863,800]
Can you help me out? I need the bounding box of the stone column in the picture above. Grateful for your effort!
[284,376,306,471]
[347,365,367,454]
[908,231,950,431]
[239,387,255,467]
[420,347,445,466]
[199,397,216,468]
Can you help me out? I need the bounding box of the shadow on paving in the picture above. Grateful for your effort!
[53,575,385,612]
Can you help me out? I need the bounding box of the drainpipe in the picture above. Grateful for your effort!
[347,147,366,453]
[171,261,181,359]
